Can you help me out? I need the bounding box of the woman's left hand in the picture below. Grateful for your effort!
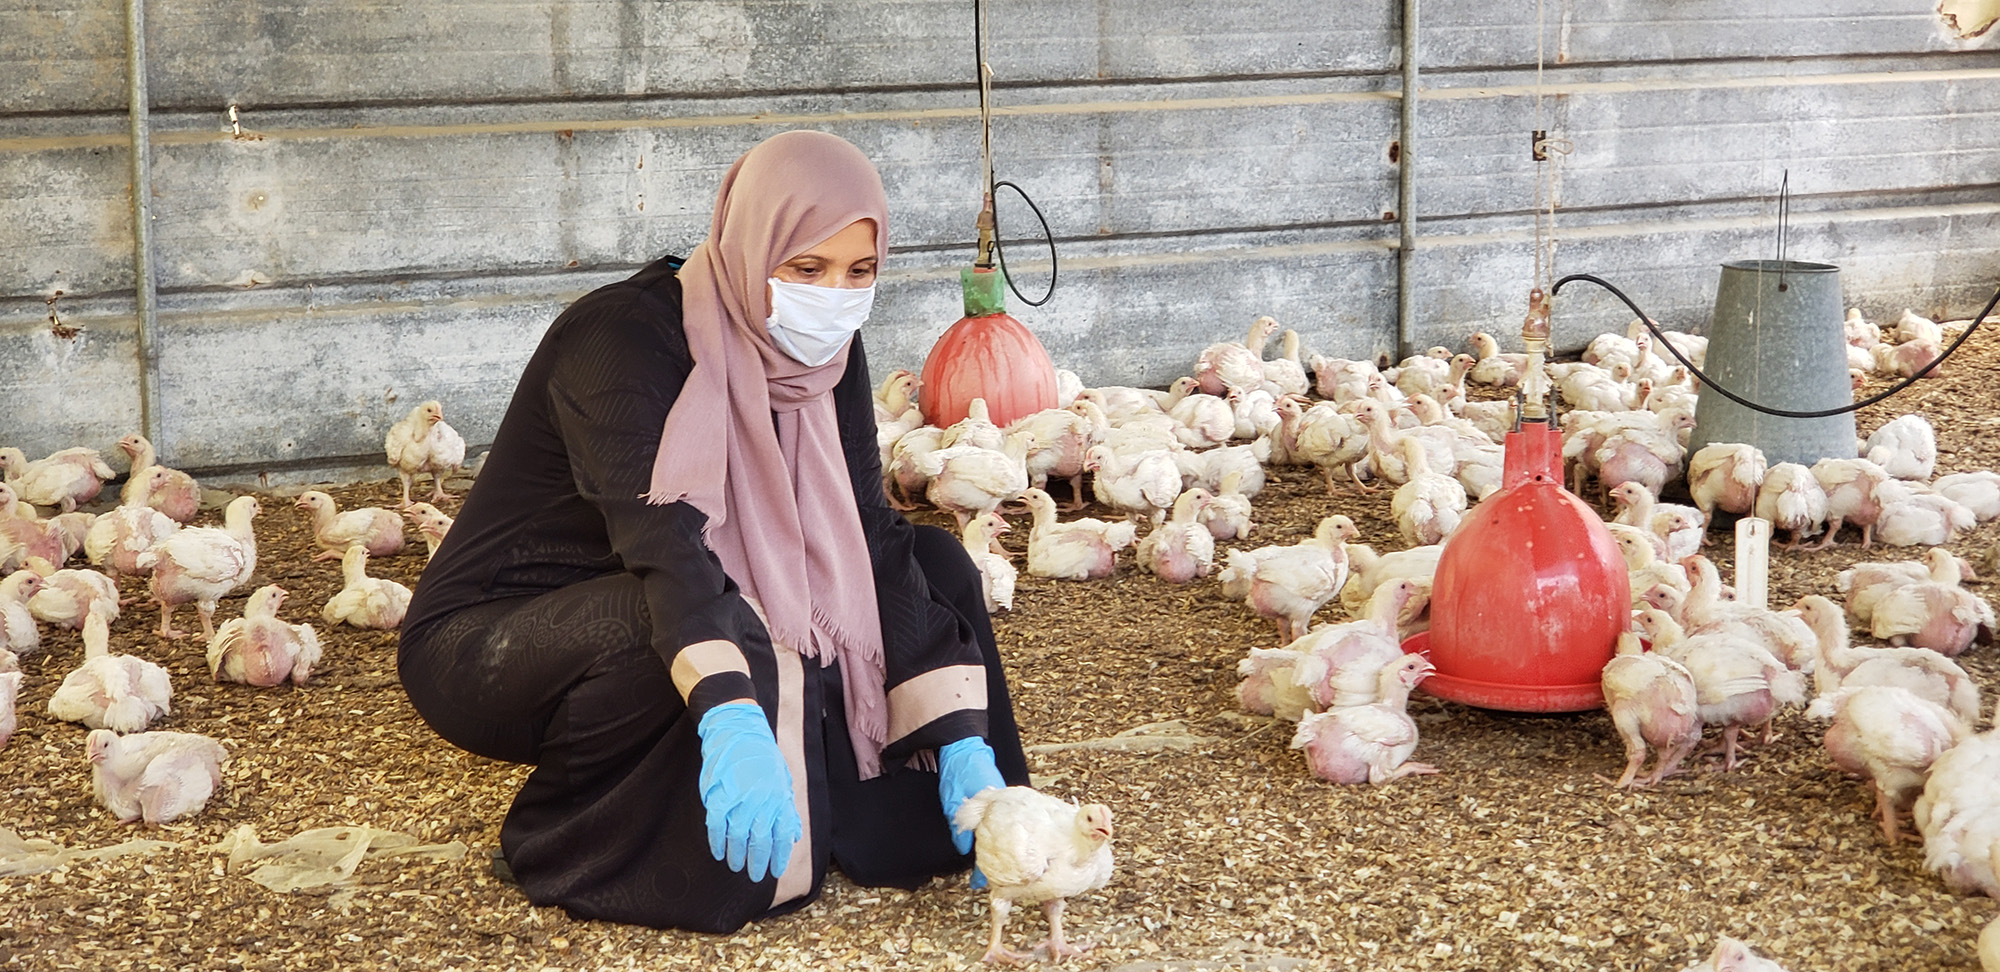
[937,736,1006,855]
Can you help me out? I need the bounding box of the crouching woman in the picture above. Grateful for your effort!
[397,131,1029,932]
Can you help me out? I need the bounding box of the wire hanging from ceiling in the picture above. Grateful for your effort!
[972,0,1057,307]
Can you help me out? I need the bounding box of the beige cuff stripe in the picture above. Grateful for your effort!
[886,665,988,743]
[670,639,752,701]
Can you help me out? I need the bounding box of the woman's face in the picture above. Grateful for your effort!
[771,219,878,290]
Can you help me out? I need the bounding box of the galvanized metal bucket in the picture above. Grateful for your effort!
[1686,259,1857,467]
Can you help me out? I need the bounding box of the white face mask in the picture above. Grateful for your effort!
[765,278,875,367]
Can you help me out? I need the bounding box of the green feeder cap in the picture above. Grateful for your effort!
[961,266,1008,317]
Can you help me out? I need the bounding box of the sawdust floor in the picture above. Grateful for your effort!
[4,327,2000,972]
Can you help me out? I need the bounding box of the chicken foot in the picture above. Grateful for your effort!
[1367,761,1441,784]
[1029,898,1092,963]
[155,602,190,640]
[979,898,1035,965]
[396,472,416,510]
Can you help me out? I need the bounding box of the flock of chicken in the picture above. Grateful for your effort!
[876,310,1999,969]
[0,401,464,826]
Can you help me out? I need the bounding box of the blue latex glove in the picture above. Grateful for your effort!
[938,736,1006,858]
[695,703,803,883]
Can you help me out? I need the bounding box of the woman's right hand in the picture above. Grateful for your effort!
[694,702,802,882]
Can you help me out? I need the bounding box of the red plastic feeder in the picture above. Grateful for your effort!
[1407,420,1629,712]
[918,267,1058,429]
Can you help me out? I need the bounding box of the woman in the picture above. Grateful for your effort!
[399,131,1030,933]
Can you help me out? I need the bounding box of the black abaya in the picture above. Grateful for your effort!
[398,257,1028,932]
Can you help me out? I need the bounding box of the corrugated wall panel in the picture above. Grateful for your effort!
[2,0,1996,471]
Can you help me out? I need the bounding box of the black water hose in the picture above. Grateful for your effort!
[989,179,1057,307]
[1549,272,1999,418]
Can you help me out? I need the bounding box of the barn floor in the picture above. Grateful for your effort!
[3,324,1999,972]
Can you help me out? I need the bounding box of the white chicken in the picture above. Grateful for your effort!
[46,609,173,733]
[403,502,455,560]
[1135,488,1214,584]
[116,434,200,524]
[1678,937,1793,972]
[0,669,20,751]
[1983,917,2000,972]
[1172,440,1267,497]
[1934,471,2000,522]
[321,545,413,630]
[1873,483,1977,548]
[1291,401,1371,494]
[1238,515,1358,642]
[295,490,404,562]
[1235,645,1320,721]
[1198,469,1255,541]
[1292,579,1429,710]
[1795,594,1981,725]
[1017,488,1135,582]
[0,446,118,513]
[1808,684,1969,844]
[872,369,921,424]
[1353,400,1455,487]
[1810,457,1894,549]
[885,423,946,511]
[953,786,1114,965]
[0,491,67,573]
[1600,630,1701,788]
[1845,307,1881,347]
[137,494,260,640]
[1391,437,1466,546]
[1863,413,1937,480]
[1394,351,1473,402]
[1868,554,1995,657]
[1607,524,1690,608]
[84,475,182,579]
[0,570,45,657]
[1193,316,1282,396]
[959,512,1016,613]
[1339,542,1442,614]
[1893,308,1945,345]
[1636,609,1807,771]
[921,430,1036,529]
[1592,426,1685,500]
[1309,355,1378,403]
[1556,362,1637,412]
[1261,329,1310,397]
[1290,653,1439,785]
[1165,379,1236,450]
[1008,404,1097,511]
[1608,481,1705,563]
[1226,387,1282,441]
[940,397,1008,452]
[1466,331,1527,387]
[24,559,119,630]
[1752,462,1828,548]
[1838,547,1971,626]
[1913,699,2000,899]
[875,406,926,475]
[208,584,324,686]
[1675,557,1819,672]
[1082,444,1180,526]
[1686,442,1767,537]
[384,400,467,508]
[87,727,228,826]
[1873,338,1945,379]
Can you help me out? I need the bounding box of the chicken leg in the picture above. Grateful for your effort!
[396,471,416,510]
[1873,780,1905,846]
[980,897,1034,965]
[1032,898,1091,963]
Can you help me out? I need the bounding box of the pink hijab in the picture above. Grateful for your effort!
[645,131,892,778]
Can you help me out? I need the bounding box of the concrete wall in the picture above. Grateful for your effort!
[3,1,1998,475]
